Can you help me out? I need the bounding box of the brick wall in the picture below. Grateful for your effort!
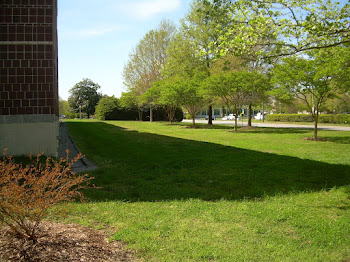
[0,0,58,116]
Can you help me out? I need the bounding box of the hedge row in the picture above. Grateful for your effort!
[99,106,183,122]
[265,114,350,124]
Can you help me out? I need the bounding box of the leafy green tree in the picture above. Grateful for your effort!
[207,71,268,131]
[205,0,350,58]
[68,78,102,118]
[163,32,207,78]
[325,92,350,113]
[210,55,270,126]
[178,73,209,127]
[271,48,349,139]
[58,98,70,117]
[95,96,119,120]
[119,91,143,120]
[148,77,183,124]
[123,20,176,121]
[163,31,213,126]
[180,1,233,124]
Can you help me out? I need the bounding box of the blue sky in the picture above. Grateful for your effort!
[58,0,193,100]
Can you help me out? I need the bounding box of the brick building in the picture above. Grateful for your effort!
[0,0,59,156]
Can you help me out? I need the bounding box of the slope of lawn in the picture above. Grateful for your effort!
[62,120,350,261]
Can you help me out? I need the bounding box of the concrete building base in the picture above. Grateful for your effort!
[0,115,59,157]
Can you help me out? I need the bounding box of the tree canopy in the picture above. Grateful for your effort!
[270,47,349,138]
[68,78,102,118]
[122,20,176,121]
[202,0,350,59]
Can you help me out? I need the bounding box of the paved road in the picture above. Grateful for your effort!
[182,119,350,131]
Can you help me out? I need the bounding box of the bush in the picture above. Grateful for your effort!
[266,114,314,122]
[265,114,350,124]
[97,102,184,122]
[0,150,92,241]
[95,96,119,120]
[144,106,183,122]
[319,114,350,124]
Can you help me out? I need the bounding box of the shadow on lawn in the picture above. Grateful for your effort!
[323,136,350,144]
[237,127,310,134]
[175,123,310,134]
[66,121,350,202]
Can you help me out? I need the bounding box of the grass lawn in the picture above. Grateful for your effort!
[61,120,350,261]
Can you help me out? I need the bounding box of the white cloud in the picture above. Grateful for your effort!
[120,0,181,19]
[59,25,125,40]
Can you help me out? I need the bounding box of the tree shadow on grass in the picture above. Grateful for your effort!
[173,122,235,130]
[235,127,310,134]
[323,136,350,144]
[66,121,350,202]
[175,122,310,134]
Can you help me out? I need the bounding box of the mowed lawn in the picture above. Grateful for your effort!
[62,120,350,261]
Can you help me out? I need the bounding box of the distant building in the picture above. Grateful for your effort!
[0,0,59,156]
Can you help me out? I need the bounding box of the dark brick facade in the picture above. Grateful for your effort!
[0,0,58,116]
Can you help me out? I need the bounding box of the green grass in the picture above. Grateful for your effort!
[61,120,350,261]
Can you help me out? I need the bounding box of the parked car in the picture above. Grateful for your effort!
[222,114,239,121]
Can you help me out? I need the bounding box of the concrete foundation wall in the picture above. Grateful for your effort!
[0,115,59,157]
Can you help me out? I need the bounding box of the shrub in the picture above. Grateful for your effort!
[145,106,183,122]
[0,150,93,241]
[266,114,314,122]
[95,96,119,120]
[266,114,350,124]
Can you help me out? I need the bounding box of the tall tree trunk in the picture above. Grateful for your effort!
[248,103,252,127]
[192,117,196,127]
[138,108,143,121]
[150,107,153,122]
[208,105,213,125]
[234,109,238,132]
[313,111,319,139]
[167,107,175,124]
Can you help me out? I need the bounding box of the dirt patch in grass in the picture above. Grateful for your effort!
[0,222,135,262]
[239,126,258,130]
[302,137,328,141]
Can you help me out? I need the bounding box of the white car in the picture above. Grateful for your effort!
[222,114,239,120]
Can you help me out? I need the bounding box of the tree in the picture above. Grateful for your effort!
[119,91,142,120]
[59,98,70,116]
[123,20,176,121]
[68,78,102,118]
[210,55,270,126]
[325,92,350,113]
[207,70,269,131]
[271,47,349,139]
[205,0,350,58]
[162,31,213,127]
[179,74,209,127]
[148,77,183,124]
[180,1,233,125]
[95,96,119,121]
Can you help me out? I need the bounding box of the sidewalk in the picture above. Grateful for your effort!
[182,119,350,131]
[58,122,97,173]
